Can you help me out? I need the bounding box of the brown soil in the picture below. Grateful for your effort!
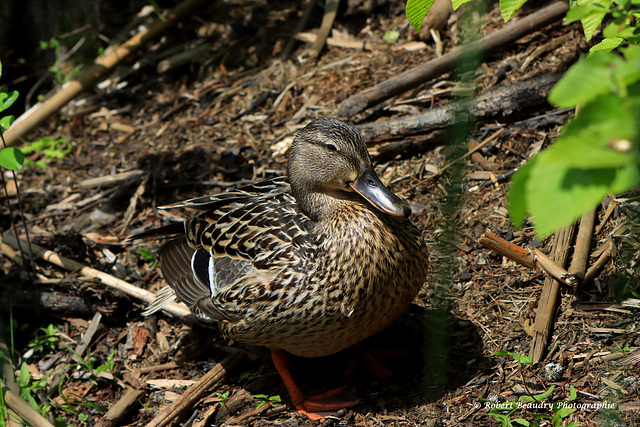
[1,1,639,426]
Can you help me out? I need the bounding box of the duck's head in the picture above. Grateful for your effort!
[287,118,411,221]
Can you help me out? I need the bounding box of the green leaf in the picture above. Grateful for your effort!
[500,0,529,22]
[581,11,607,40]
[508,159,533,228]
[513,419,530,427]
[520,386,555,402]
[0,115,14,131]
[568,385,577,401]
[451,0,473,9]
[590,37,626,53]
[552,407,576,426]
[406,0,436,33]
[549,51,621,107]
[0,147,25,170]
[603,19,637,40]
[510,94,640,235]
[0,89,19,112]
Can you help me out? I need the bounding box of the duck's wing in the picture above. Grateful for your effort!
[152,178,314,321]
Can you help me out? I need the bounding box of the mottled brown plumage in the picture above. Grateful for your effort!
[143,118,428,417]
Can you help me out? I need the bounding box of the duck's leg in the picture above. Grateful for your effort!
[271,349,359,420]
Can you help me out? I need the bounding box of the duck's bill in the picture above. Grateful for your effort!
[349,168,411,218]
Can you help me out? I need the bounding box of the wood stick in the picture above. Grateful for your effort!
[532,249,578,288]
[356,72,560,143]
[477,230,536,269]
[135,361,179,374]
[310,0,340,58]
[477,230,577,287]
[72,312,102,362]
[1,379,56,427]
[95,388,145,427]
[568,209,596,287]
[295,32,377,51]
[145,353,244,427]
[281,0,316,57]
[157,43,210,73]
[78,170,144,189]
[3,0,206,147]
[337,1,570,117]
[1,234,192,319]
[530,225,574,363]
[595,198,616,235]
[584,239,613,284]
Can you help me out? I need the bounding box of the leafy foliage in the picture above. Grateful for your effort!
[510,47,640,235]
[0,61,24,171]
[486,351,580,426]
[405,0,640,236]
[406,0,436,33]
[21,137,73,169]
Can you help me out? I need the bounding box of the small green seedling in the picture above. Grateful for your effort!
[139,247,156,267]
[253,394,281,409]
[27,324,59,356]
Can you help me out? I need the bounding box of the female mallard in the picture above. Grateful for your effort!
[143,118,428,419]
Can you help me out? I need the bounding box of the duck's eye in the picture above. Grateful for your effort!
[325,143,338,152]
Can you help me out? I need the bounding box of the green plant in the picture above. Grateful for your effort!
[26,324,59,356]
[95,350,117,377]
[406,0,640,236]
[0,61,24,171]
[510,46,640,235]
[486,352,580,426]
[215,390,230,403]
[17,361,51,413]
[139,247,157,267]
[253,393,281,409]
[21,137,73,169]
[66,346,113,386]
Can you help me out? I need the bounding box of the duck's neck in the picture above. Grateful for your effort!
[294,189,361,222]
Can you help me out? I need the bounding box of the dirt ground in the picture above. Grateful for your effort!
[1,1,639,426]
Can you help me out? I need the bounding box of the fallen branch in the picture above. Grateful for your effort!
[478,230,535,269]
[1,233,191,319]
[357,72,560,143]
[145,352,244,427]
[3,0,206,147]
[337,1,570,117]
[477,230,577,288]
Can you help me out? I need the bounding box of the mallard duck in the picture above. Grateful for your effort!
[141,118,428,419]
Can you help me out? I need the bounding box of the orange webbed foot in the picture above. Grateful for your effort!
[271,350,359,420]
